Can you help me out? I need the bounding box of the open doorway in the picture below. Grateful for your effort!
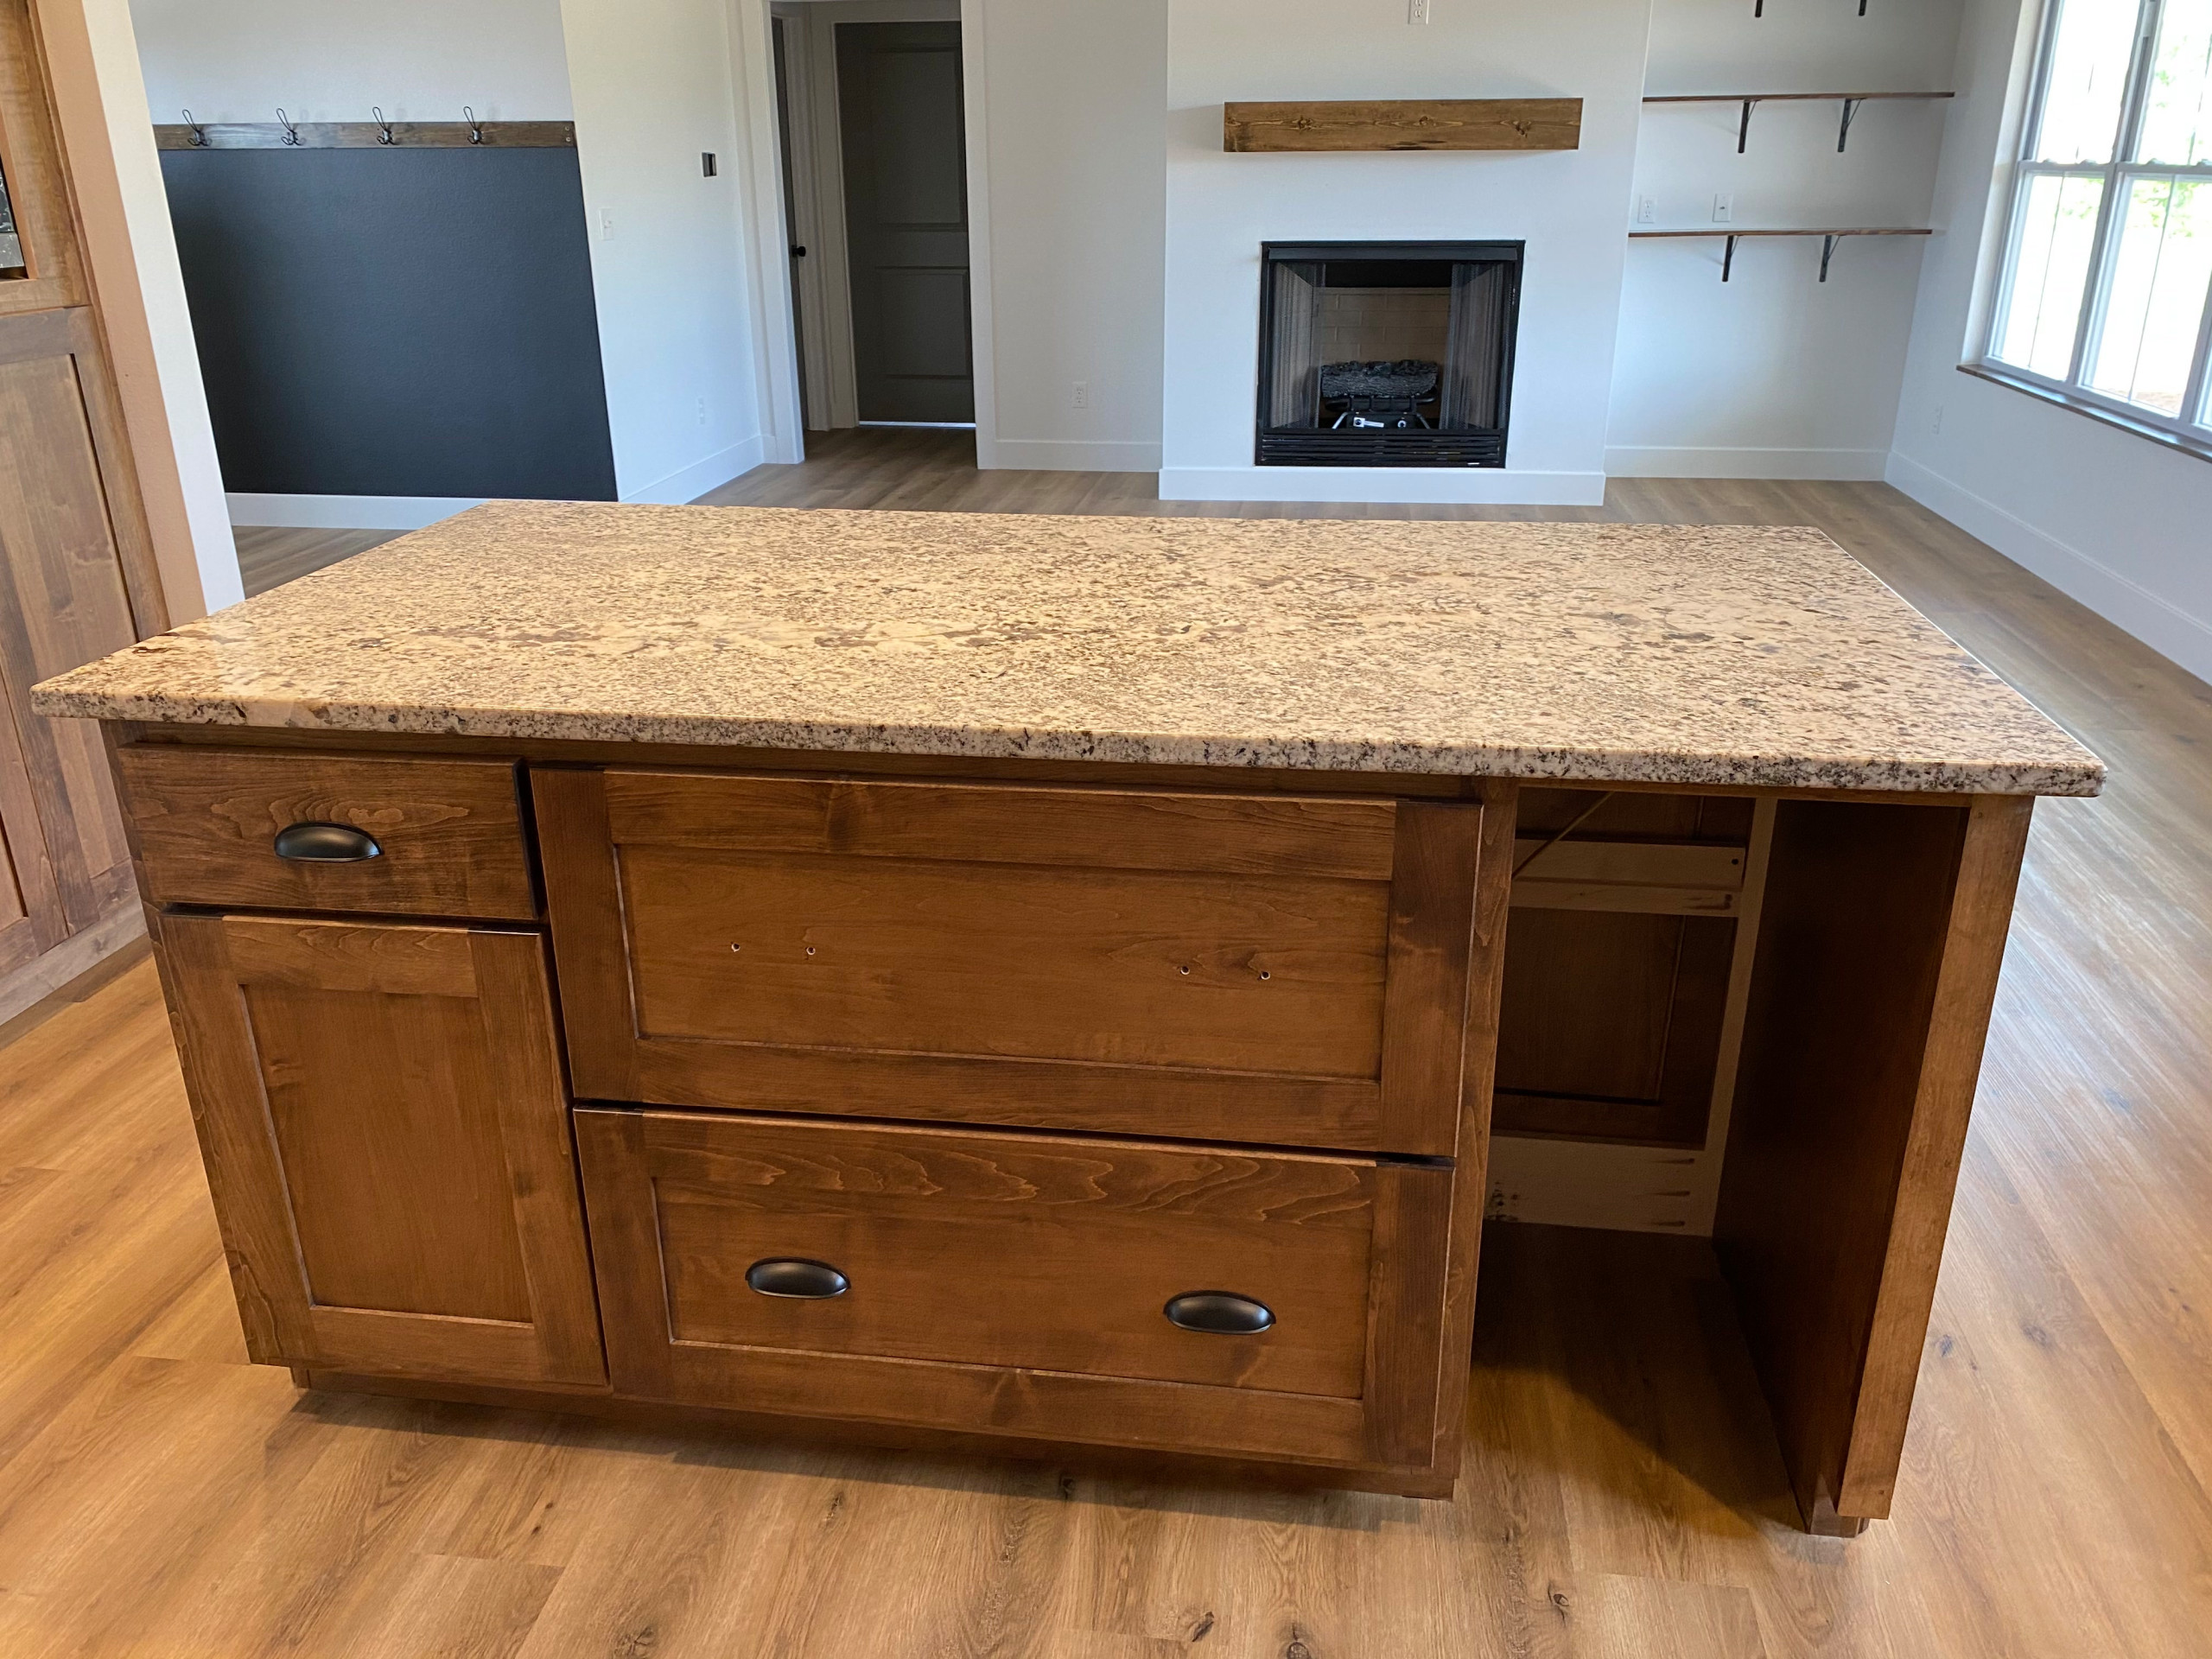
[770,0,974,434]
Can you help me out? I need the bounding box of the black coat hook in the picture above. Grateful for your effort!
[181,108,208,148]
[372,105,396,145]
[463,105,486,145]
[276,107,301,146]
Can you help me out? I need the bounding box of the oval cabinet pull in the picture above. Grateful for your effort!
[746,1258,849,1300]
[272,822,382,862]
[1163,1291,1274,1335]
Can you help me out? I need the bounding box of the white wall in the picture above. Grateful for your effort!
[129,0,575,122]
[1161,0,1654,505]
[969,0,1167,472]
[562,0,768,503]
[1887,0,2212,684]
[1606,0,1963,479]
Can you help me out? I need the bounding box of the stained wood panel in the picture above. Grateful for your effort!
[539,770,1490,1155]
[1492,909,1737,1145]
[151,912,604,1387]
[576,1107,1455,1475]
[0,318,148,929]
[632,1112,1374,1396]
[117,745,535,919]
[1223,98,1583,153]
[0,0,86,317]
[1716,794,2032,1528]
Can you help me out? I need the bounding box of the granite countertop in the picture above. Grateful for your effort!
[31,501,2105,796]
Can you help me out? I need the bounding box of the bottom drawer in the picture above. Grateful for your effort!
[575,1109,1460,1473]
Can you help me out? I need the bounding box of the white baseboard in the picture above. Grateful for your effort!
[1885,449,2212,685]
[1605,445,1891,480]
[228,493,486,530]
[988,438,1163,473]
[633,436,769,506]
[1157,467,1606,506]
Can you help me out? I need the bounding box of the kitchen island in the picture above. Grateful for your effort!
[33,502,2102,1531]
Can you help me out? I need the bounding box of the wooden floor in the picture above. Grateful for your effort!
[13,429,2209,1655]
[233,525,404,597]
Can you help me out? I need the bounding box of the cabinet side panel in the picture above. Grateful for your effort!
[1715,797,2026,1526]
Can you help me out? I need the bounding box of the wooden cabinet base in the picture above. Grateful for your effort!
[288,1367,1461,1499]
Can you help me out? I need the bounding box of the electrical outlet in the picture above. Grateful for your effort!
[1638,195,1656,224]
[1712,194,1734,224]
[1071,380,1090,410]
[1931,404,1944,436]
[696,397,709,428]
[600,208,615,240]
[1408,0,1432,22]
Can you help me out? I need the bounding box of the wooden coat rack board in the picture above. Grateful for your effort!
[155,118,575,150]
[1223,99,1582,153]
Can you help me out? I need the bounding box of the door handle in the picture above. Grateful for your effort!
[272,823,382,862]
[791,245,808,257]
[747,1258,849,1299]
[1163,1291,1274,1335]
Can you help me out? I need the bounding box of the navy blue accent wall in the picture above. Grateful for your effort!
[162,146,619,500]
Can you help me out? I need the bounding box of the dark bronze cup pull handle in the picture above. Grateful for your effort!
[1164,1291,1274,1335]
[273,823,382,862]
[746,1258,849,1300]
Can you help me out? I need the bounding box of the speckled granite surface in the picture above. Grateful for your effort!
[32,501,2104,795]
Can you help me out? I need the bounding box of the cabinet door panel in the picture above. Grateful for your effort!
[0,318,148,927]
[156,913,605,1387]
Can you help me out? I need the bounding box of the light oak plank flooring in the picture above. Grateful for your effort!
[5,430,2205,1656]
[233,526,404,597]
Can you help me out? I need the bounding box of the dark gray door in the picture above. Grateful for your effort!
[836,21,972,423]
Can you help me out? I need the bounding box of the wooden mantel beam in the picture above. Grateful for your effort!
[1223,99,1582,154]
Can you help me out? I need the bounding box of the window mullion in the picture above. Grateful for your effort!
[2181,272,2212,433]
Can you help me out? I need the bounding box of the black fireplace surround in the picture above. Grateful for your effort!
[1255,240,1523,467]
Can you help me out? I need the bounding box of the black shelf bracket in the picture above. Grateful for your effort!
[1838,96,1866,150]
[1738,98,1760,152]
[1821,234,1840,281]
[1724,234,1740,281]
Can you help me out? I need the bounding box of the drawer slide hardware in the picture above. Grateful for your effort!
[746,1257,850,1300]
[1164,1292,1274,1335]
[272,823,382,862]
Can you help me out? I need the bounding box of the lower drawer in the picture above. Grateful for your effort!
[575,1109,1461,1472]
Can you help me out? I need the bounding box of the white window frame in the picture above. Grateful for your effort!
[1980,0,2212,443]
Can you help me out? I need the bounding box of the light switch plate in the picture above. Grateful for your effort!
[1713,194,1734,224]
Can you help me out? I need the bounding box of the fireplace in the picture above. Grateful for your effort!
[1255,240,1522,467]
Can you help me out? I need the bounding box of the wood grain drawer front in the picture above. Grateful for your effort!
[538,771,1490,1155]
[576,1109,1454,1470]
[117,746,535,919]
[156,914,605,1388]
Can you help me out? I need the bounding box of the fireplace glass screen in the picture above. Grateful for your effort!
[1256,241,1522,467]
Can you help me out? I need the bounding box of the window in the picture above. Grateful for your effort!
[1985,0,2212,442]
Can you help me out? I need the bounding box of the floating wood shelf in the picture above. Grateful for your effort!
[1223,99,1581,154]
[1630,226,1932,283]
[1644,91,1954,152]
[155,120,576,150]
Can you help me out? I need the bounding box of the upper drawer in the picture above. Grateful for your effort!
[116,746,536,920]
[537,769,1493,1154]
